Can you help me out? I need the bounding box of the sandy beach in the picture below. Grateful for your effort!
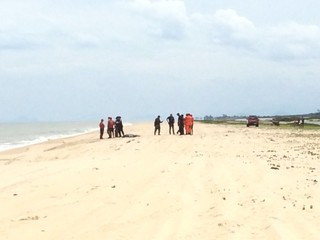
[0,122,319,240]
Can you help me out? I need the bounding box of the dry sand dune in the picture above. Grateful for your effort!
[0,122,320,239]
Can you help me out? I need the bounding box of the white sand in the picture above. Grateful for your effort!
[0,122,319,239]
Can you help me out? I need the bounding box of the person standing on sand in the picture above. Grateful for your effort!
[190,114,194,135]
[99,119,105,139]
[107,117,114,138]
[166,114,175,135]
[184,113,193,135]
[177,113,184,135]
[119,116,125,136]
[154,115,163,135]
[115,116,124,137]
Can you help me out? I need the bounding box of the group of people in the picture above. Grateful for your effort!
[154,113,194,135]
[99,116,124,139]
[99,113,194,139]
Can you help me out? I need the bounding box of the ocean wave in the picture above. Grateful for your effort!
[0,121,98,152]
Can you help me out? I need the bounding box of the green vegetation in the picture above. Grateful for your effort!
[196,119,320,130]
[197,120,243,125]
[198,111,320,130]
[278,123,320,130]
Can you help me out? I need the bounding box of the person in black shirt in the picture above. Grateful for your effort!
[115,116,124,137]
[154,115,163,135]
[177,113,184,135]
[166,114,175,135]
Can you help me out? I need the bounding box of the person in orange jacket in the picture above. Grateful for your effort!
[184,113,193,135]
[190,114,194,135]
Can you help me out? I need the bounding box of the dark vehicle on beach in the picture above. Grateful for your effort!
[247,115,259,127]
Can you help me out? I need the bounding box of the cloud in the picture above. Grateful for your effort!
[212,9,256,43]
[129,0,189,39]
[2,1,319,61]
[1,1,320,121]
[0,32,36,50]
[260,22,320,60]
[189,9,320,61]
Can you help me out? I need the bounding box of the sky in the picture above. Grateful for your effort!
[1,0,320,122]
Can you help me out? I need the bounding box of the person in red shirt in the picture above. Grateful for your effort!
[99,119,105,139]
[107,117,115,138]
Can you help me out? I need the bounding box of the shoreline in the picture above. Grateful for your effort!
[0,122,146,155]
[0,129,98,153]
[0,121,136,153]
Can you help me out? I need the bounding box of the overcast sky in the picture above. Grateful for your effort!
[1,0,320,122]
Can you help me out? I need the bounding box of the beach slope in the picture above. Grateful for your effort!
[0,122,320,239]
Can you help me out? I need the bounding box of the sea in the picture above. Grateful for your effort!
[0,121,99,152]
